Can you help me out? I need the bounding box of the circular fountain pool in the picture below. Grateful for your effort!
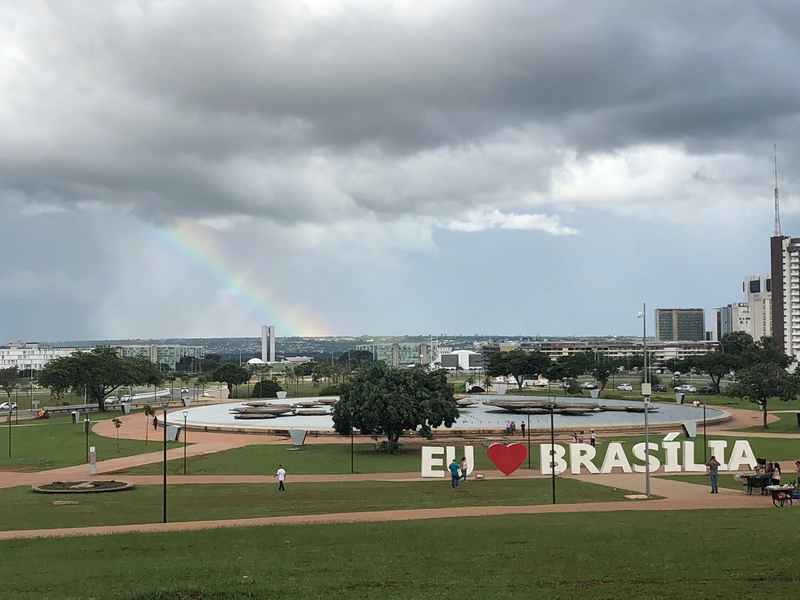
[163,395,728,435]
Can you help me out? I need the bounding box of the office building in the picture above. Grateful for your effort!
[744,274,772,340]
[654,309,705,341]
[262,325,276,363]
[439,350,483,372]
[711,304,751,341]
[0,342,76,372]
[355,342,437,367]
[116,345,204,371]
[770,236,800,358]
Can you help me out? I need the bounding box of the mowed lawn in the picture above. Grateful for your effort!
[0,416,182,471]
[0,478,629,531]
[115,442,513,475]
[113,433,800,477]
[1,510,798,599]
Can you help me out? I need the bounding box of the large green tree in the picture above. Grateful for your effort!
[486,350,550,389]
[0,367,19,399]
[38,346,164,411]
[332,363,459,451]
[726,336,799,428]
[212,363,250,396]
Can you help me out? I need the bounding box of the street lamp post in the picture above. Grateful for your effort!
[349,407,355,474]
[548,393,556,504]
[639,303,651,499]
[7,404,11,458]
[84,417,90,462]
[526,410,531,470]
[182,410,189,475]
[161,397,169,523]
[703,402,707,463]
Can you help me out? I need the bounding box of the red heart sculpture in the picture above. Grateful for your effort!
[487,443,528,476]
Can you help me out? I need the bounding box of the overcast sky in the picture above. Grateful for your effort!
[3,0,800,341]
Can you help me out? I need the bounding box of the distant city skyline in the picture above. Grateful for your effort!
[2,2,799,341]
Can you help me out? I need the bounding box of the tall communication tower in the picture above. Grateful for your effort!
[774,143,782,237]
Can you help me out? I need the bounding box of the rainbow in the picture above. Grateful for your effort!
[149,221,331,336]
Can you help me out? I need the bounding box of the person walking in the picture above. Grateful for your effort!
[460,456,468,482]
[590,429,597,447]
[520,421,526,437]
[152,416,158,431]
[707,456,720,493]
[449,458,461,489]
[274,464,286,491]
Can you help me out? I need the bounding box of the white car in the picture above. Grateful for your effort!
[0,401,18,410]
[674,385,697,393]
[104,396,120,406]
[616,383,633,392]
[580,382,598,390]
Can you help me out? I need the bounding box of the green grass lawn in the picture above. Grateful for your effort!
[0,478,629,532]
[113,441,515,476]
[1,509,799,599]
[659,473,755,492]
[113,432,800,477]
[0,415,181,472]
[735,411,800,433]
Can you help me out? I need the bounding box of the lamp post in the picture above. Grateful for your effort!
[703,402,707,463]
[349,406,355,474]
[84,417,90,462]
[161,397,169,523]
[638,304,651,499]
[526,409,531,470]
[548,393,556,504]
[7,403,11,458]
[182,410,189,475]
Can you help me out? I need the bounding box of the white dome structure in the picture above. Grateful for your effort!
[246,358,265,365]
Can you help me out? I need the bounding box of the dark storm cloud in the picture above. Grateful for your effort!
[2,0,800,223]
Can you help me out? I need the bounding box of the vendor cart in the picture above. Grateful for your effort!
[766,485,795,507]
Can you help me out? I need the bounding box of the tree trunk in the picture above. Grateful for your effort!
[762,399,768,429]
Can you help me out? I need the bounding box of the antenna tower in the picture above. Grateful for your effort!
[774,143,782,237]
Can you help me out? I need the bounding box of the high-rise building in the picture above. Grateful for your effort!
[355,342,437,367]
[116,344,204,371]
[770,236,800,358]
[711,304,751,341]
[654,309,705,341]
[261,325,276,363]
[744,274,772,341]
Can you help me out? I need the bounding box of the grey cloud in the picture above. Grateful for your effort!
[2,0,800,227]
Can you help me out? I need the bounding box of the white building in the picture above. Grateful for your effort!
[744,274,772,341]
[711,303,751,341]
[770,235,800,358]
[116,344,204,371]
[0,342,76,372]
[262,325,276,363]
[439,350,484,372]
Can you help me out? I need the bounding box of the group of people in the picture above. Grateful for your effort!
[448,456,469,488]
[573,430,597,447]
[505,421,525,436]
[707,458,800,494]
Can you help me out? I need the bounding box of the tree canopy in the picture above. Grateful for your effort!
[331,363,459,451]
[38,346,164,411]
[251,378,283,398]
[486,350,550,389]
[0,367,19,399]
[212,363,250,395]
[726,336,799,428]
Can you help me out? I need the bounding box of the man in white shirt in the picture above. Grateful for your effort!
[274,464,286,491]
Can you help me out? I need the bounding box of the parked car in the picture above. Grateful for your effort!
[617,383,633,391]
[674,385,697,393]
[104,396,120,406]
[0,402,18,410]
[580,382,598,390]
[652,384,667,393]
[697,386,716,394]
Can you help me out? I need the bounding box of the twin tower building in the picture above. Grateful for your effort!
[261,325,276,363]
